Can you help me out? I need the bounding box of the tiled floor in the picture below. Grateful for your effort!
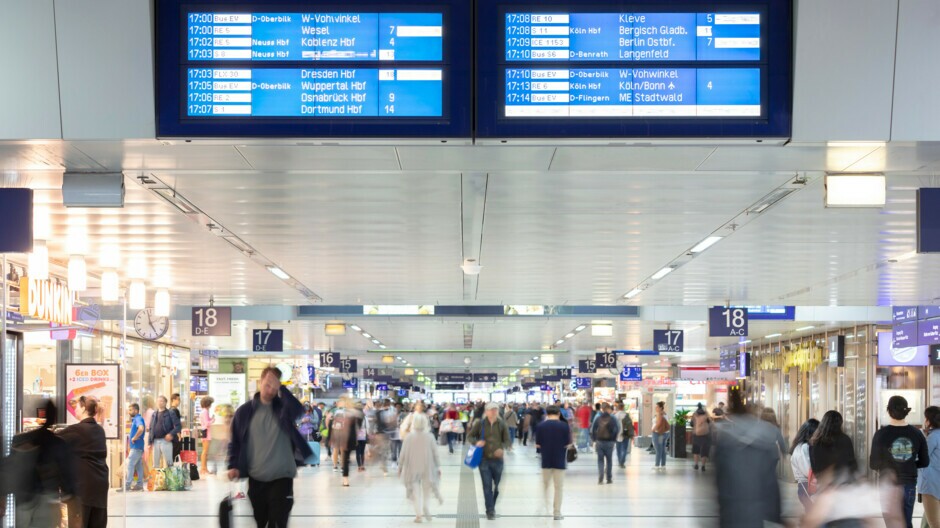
[101,442,911,527]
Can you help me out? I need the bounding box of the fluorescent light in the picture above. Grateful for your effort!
[796,325,815,332]
[532,356,539,360]
[555,339,565,345]
[740,340,752,344]
[764,333,782,339]
[890,251,917,263]
[641,363,649,367]
[362,333,372,339]
[129,280,146,310]
[396,356,403,360]
[266,266,291,280]
[68,255,87,292]
[575,325,587,332]
[592,323,613,337]
[690,236,723,253]
[624,288,643,299]
[651,266,675,280]
[373,339,381,345]
[350,324,362,332]
[564,333,575,339]
[825,174,886,207]
[101,270,119,302]
[154,289,171,317]
[379,345,387,349]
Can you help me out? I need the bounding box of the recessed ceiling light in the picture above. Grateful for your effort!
[266,266,291,280]
[765,333,782,339]
[532,356,539,360]
[350,324,362,332]
[624,287,643,299]
[796,325,815,332]
[379,344,386,349]
[825,174,886,208]
[396,356,403,360]
[575,325,587,332]
[651,266,675,280]
[564,333,575,339]
[362,333,372,339]
[555,339,565,345]
[690,236,723,253]
[372,339,380,345]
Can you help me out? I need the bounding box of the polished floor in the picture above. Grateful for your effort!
[102,441,914,527]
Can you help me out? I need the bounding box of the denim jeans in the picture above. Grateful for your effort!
[596,441,615,481]
[902,483,917,528]
[153,438,174,468]
[479,458,504,515]
[508,427,517,445]
[447,432,458,453]
[126,448,146,488]
[652,432,668,467]
[615,439,630,466]
[577,428,590,451]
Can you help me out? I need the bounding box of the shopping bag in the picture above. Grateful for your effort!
[464,422,485,469]
[151,467,169,491]
[439,419,454,434]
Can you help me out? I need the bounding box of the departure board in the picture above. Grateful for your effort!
[476,0,792,139]
[156,0,471,138]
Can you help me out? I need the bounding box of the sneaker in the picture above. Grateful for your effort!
[553,515,564,521]
[598,478,603,484]
[619,464,625,468]
[606,480,612,484]
[694,464,699,470]
[486,512,495,521]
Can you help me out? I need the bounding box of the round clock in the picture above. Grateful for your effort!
[134,308,169,341]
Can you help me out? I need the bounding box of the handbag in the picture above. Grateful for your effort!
[219,494,233,528]
[566,446,578,463]
[463,421,485,469]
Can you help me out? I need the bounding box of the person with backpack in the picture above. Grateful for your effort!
[690,403,712,472]
[591,402,621,484]
[614,402,634,468]
[870,395,929,528]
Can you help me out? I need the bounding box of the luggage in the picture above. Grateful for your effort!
[190,462,200,481]
[180,437,198,465]
[304,441,321,466]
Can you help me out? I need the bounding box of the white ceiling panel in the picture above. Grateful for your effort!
[0,142,104,171]
[698,144,880,172]
[397,146,555,171]
[235,145,401,171]
[549,146,716,172]
[845,143,940,172]
[70,141,252,171]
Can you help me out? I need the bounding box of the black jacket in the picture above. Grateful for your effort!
[148,408,182,444]
[227,386,313,476]
[0,427,75,501]
[59,418,109,508]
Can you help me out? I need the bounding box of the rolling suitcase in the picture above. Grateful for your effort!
[304,441,321,466]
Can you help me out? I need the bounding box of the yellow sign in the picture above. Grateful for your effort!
[19,277,73,325]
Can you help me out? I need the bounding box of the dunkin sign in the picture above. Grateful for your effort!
[19,277,73,325]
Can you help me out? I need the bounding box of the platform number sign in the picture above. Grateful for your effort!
[340,358,358,373]
[252,329,283,352]
[595,351,617,369]
[709,307,749,337]
[319,352,340,368]
[192,306,231,336]
[653,330,684,353]
[363,368,378,378]
[578,359,597,373]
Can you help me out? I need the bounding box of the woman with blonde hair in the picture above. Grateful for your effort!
[398,413,443,523]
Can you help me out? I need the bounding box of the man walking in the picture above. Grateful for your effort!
[228,366,312,528]
[148,395,181,468]
[467,402,512,520]
[535,405,572,520]
[122,403,147,491]
[614,402,633,468]
[591,402,620,484]
[170,393,183,460]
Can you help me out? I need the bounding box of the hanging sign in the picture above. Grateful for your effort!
[19,277,72,325]
[343,378,359,389]
[575,377,592,389]
[578,359,597,373]
[653,330,684,353]
[192,306,232,336]
[709,306,748,337]
[340,358,358,373]
[595,351,617,369]
[252,329,284,352]
[319,352,340,368]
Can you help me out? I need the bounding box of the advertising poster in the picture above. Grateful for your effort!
[209,373,247,412]
[65,363,120,439]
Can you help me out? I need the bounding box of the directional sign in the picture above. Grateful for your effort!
[342,378,359,389]
[619,366,643,382]
[252,329,284,352]
[397,389,409,397]
[319,352,340,368]
[472,373,498,383]
[437,373,473,383]
[578,359,597,373]
[375,384,389,391]
[192,306,231,336]
[363,368,378,378]
[340,358,358,374]
[595,351,617,369]
[575,377,592,389]
[709,306,748,337]
[436,383,465,390]
[556,368,572,378]
[540,384,555,392]
[653,329,683,353]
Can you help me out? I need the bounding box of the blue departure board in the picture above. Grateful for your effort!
[156,0,471,138]
[476,0,792,139]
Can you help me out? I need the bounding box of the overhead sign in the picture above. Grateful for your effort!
[340,358,358,374]
[578,358,597,373]
[472,373,498,383]
[575,377,592,389]
[619,366,643,382]
[252,329,284,352]
[709,306,748,337]
[375,384,389,392]
[653,330,684,353]
[540,384,555,392]
[363,368,378,378]
[894,306,919,323]
[436,383,466,390]
[343,378,359,389]
[192,306,231,336]
[19,277,72,325]
[0,188,33,253]
[894,322,917,348]
[828,335,845,367]
[437,373,473,383]
[319,352,340,368]
[595,351,617,369]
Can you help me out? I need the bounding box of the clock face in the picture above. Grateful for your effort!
[134,308,169,341]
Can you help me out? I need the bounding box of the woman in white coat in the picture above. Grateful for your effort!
[398,413,443,522]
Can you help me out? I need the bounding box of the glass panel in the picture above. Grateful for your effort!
[844,358,858,449]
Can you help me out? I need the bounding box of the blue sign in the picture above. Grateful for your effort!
[0,189,33,253]
[375,383,389,391]
[653,329,684,353]
[397,388,409,397]
[5,311,25,324]
[436,383,465,390]
[741,306,795,321]
[343,378,359,389]
[575,377,592,389]
[595,351,617,369]
[307,365,316,383]
[252,328,284,352]
[540,384,555,392]
[437,373,473,383]
[340,358,358,373]
[920,320,940,346]
[472,373,498,383]
[578,359,596,373]
[319,352,340,368]
[894,306,919,323]
[612,350,658,356]
[895,321,917,348]
[921,306,940,320]
[619,367,642,381]
[709,306,748,337]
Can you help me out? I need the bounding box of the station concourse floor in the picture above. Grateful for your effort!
[105,441,917,527]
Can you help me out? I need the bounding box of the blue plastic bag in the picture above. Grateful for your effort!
[463,421,485,469]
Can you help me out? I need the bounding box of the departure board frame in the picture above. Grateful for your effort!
[156,0,472,138]
[475,0,792,140]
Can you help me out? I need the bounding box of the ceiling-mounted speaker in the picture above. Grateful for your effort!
[62,173,125,208]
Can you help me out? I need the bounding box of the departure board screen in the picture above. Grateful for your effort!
[476,0,792,139]
[156,0,471,138]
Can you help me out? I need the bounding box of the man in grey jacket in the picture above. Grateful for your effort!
[467,402,511,520]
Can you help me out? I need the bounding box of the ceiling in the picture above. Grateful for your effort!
[3,139,937,369]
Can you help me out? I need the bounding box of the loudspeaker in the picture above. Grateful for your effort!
[62,172,125,208]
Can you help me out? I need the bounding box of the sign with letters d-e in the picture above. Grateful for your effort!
[340,358,358,374]
[709,307,748,337]
[319,352,340,368]
[192,306,232,336]
[653,330,684,353]
[252,329,283,352]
